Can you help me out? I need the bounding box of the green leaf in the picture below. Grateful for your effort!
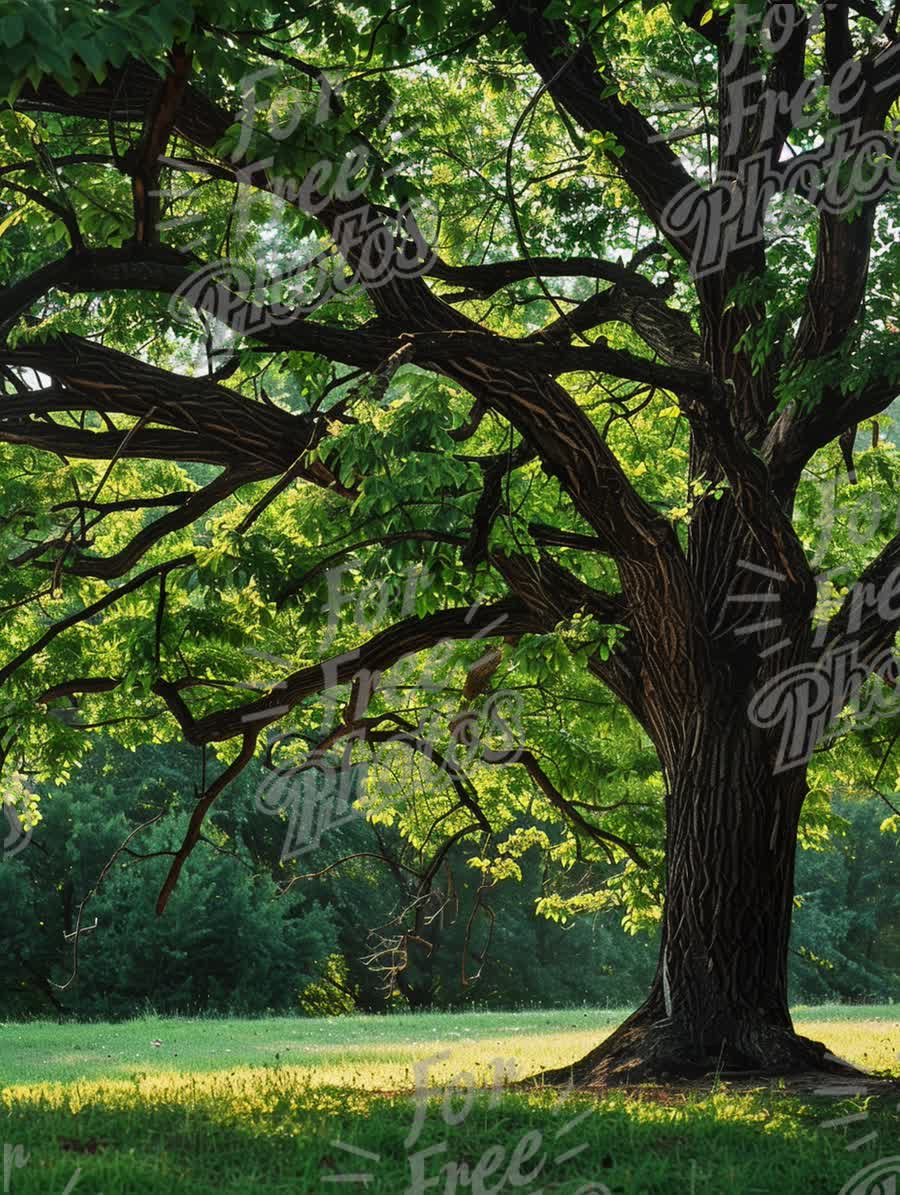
[0,9,25,46]
[0,207,25,238]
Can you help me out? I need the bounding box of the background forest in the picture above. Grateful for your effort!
[2,737,896,1020]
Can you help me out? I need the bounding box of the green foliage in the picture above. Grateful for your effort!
[0,0,899,1031]
[0,0,189,100]
[791,797,900,1002]
[0,741,336,1018]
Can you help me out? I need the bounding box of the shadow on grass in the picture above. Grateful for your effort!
[2,1071,897,1194]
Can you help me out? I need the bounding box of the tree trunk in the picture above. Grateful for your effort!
[544,709,856,1085]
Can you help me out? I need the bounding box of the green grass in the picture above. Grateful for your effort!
[1,1006,897,1194]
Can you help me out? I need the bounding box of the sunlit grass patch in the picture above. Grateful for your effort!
[3,1008,897,1096]
[790,1018,899,1073]
[1,1007,897,1194]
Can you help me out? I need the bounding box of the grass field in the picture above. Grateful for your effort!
[1,1006,897,1194]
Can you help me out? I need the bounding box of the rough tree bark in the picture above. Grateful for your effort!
[547,710,833,1084]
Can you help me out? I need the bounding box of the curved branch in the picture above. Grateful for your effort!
[427,252,664,299]
[482,745,648,867]
[528,286,701,369]
[0,555,194,690]
[28,469,263,581]
[153,598,546,744]
[493,0,703,262]
[156,730,258,914]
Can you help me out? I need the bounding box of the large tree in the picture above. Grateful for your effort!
[1,0,900,1081]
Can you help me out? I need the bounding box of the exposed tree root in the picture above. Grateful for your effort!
[524,1005,875,1090]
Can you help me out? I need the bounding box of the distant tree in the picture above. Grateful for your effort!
[0,743,336,1018]
[791,796,900,1003]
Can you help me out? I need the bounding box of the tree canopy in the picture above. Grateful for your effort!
[2,0,900,1078]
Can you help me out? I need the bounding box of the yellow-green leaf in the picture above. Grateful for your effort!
[0,207,25,238]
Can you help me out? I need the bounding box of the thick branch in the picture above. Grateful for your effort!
[427,253,663,299]
[0,334,324,475]
[153,599,547,744]
[765,376,900,494]
[125,46,193,243]
[7,248,713,392]
[528,285,701,369]
[493,1,703,261]
[821,531,900,674]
